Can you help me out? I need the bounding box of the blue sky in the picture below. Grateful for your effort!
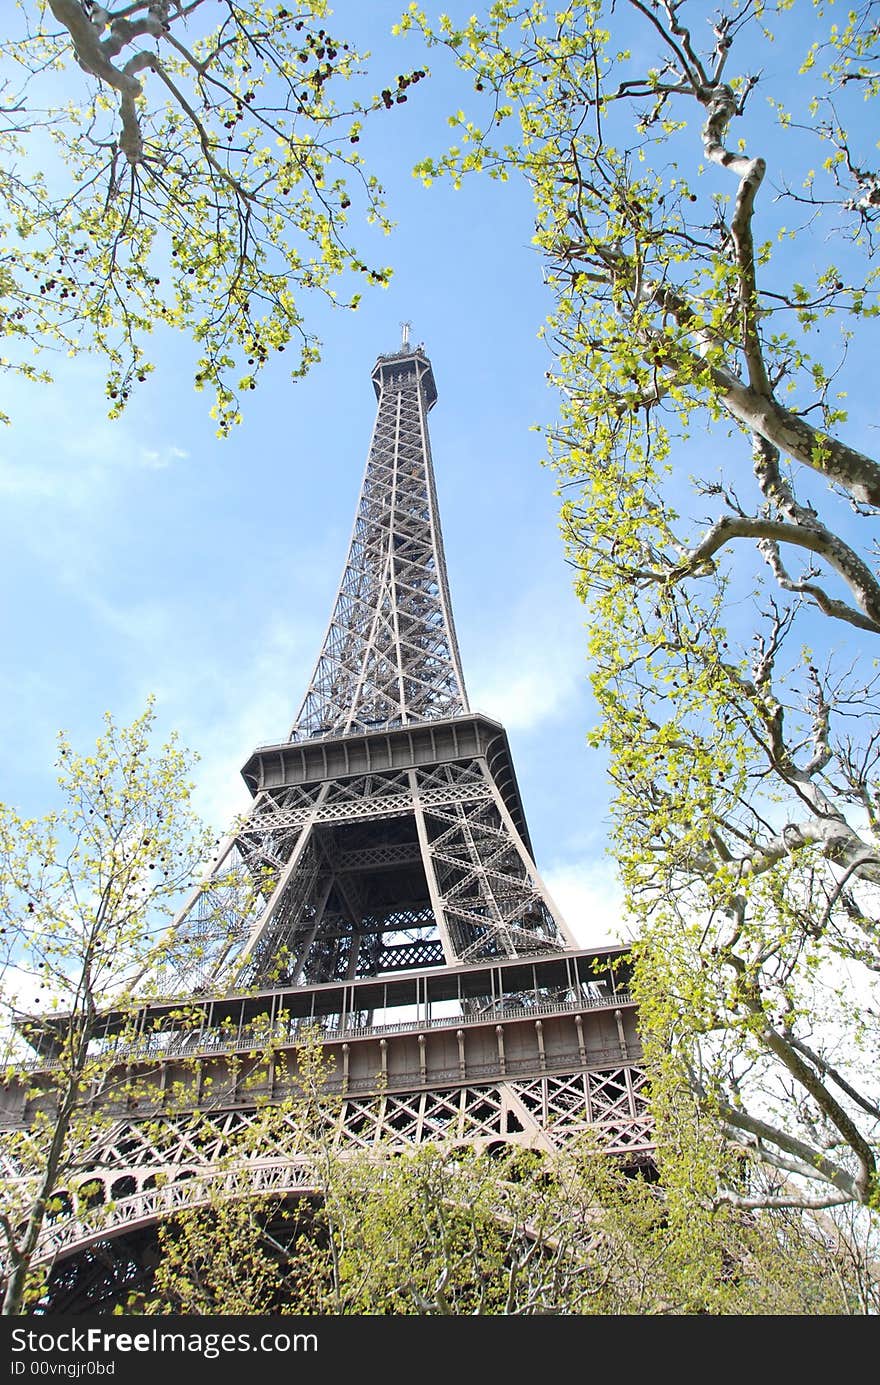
[0,2,622,948]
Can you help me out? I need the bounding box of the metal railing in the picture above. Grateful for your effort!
[12,991,633,1076]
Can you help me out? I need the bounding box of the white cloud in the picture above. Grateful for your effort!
[161,615,317,831]
[0,460,67,501]
[82,591,176,646]
[467,583,588,733]
[543,856,636,949]
[138,445,189,470]
[1,963,45,1014]
[471,664,580,732]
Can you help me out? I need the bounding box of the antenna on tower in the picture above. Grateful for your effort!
[400,320,411,351]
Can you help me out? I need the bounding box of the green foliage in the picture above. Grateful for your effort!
[139,1133,870,1313]
[0,2,414,432]
[140,1196,312,1315]
[0,700,211,1314]
[0,699,210,1028]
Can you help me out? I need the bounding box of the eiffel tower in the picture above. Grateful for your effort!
[2,329,651,1311]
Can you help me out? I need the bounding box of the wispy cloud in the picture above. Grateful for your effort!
[466,582,589,733]
[0,460,69,501]
[138,445,189,470]
[148,614,317,832]
[543,856,635,949]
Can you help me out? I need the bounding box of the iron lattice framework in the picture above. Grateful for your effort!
[1,333,649,1310]
[163,737,576,995]
[293,340,467,738]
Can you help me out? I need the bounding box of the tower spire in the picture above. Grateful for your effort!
[290,337,468,740]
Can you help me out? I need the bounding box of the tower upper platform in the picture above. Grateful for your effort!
[371,341,438,410]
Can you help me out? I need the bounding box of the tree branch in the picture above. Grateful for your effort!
[715,1100,863,1201]
[667,510,880,632]
[562,243,880,504]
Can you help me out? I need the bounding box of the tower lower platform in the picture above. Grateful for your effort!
[2,948,651,1308]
